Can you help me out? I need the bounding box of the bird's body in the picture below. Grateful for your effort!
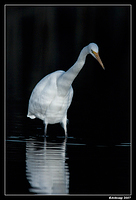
[27,70,73,134]
[27,43,104,136]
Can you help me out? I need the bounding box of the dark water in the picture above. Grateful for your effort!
[6,101,131,196]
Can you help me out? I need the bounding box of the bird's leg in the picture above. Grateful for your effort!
[65,130,68,138]
[44,123,48,137]
[63,124,67,138]
[62,115,68,138]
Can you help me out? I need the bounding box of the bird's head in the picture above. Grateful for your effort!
[88,43,105,70]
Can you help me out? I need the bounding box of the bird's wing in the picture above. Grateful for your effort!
[28,71,64,120]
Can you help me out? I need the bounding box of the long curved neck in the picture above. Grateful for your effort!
[57,45,89,96]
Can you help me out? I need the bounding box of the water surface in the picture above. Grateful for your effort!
[6,134,131,195]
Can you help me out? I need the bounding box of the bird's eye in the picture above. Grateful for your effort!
[91,49,94,54]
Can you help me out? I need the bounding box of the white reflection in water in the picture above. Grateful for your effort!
[26,138,69,194]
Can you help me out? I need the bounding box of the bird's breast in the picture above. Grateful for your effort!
[45,86,73,124]
[45,95,69,124]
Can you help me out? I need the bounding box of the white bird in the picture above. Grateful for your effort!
[27,43,104,137]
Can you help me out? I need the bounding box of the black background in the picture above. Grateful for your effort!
[6,5,130,144]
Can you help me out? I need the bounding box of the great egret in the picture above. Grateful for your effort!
[27,43,104,136]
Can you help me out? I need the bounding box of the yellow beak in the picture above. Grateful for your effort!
[93,51,105,70]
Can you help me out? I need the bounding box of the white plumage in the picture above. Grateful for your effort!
[27,43,104,136]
